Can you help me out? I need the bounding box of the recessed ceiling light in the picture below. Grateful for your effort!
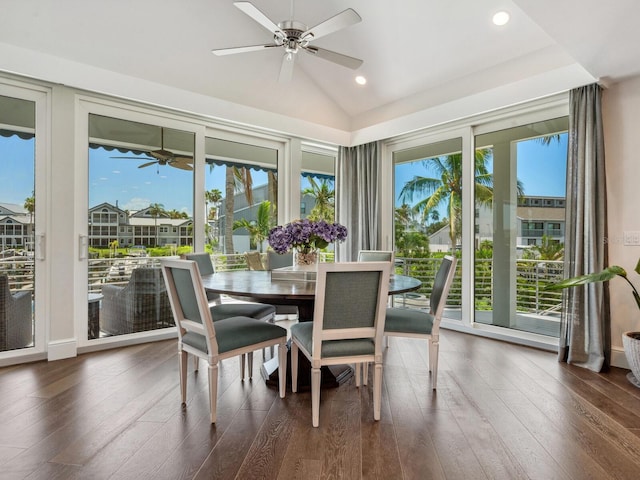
[492,11,510,26]
[355,75,367,85]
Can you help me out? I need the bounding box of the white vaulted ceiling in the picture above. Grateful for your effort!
[1,0,639,144]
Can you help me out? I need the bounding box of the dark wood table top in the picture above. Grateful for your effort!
[201,270,421,301]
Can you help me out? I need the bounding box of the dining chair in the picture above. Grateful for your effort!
[160,258,287,423]
[185,252,275,320]
[384,255,457,389]
[356,249,395,383]
[357,249,394,264]
[266,251,298,319]
[185,252,276,372]
[290,261,390,427]
[245,251,266,270]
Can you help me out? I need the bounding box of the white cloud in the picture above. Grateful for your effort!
[122,197,151,211]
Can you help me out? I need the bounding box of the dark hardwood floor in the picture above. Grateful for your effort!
[2,330,640,479]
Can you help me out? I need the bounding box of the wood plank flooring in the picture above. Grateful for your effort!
[2,330,640,479]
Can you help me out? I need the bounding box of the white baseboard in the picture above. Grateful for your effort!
[48,338,78,361]
[611,345,629,369]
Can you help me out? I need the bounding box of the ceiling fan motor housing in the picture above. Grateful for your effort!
[276,20,311,51]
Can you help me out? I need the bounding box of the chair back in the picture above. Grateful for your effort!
[185,252,221,303]
[245,251,265,270]
[184,252,215,275]
[358,250,395,274]
[312,262,390,362]
[357,250,394,262]
[161,259,219,358]
[266,251,293,270]
[430,255,457,321]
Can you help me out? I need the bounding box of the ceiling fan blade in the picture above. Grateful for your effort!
[138,161,159,169]
[170,160,194,171]
[212,44,279,56]
[278,52,295,83]
[234,2,285,38]
[110,156,154,160]
[302,8,361,41]
[302,46,363,69]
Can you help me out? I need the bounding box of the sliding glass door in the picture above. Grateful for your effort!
[474,117,568,337]
[87,114,194,339]
[392,136,463,318]
[0,87,46,358]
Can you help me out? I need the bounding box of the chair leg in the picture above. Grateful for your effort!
[311,367,321,428]
[193,354,199,372]
[291,342,299,393]
[373,361,382,421]
[208,362,219,424]
[363,362,369,386]
[179,349,188,405]
[247,351,254,379]
[240,354,245,381]
[431,338,439,390]
[278,341,287,398]
[355,363,361,387]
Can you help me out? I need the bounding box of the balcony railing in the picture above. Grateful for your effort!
[1,254,566,336]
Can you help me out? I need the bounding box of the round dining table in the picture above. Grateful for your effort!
[200,270,422,320]
[200,269,422,389]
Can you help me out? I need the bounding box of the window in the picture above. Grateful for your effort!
[87,114,194,339]
[205,136,278,255]
[0,93,36,353]
[300,150,336,222]
[392,136,463,320]
[474,117,568,337]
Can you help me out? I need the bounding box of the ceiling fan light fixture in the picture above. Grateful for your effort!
[212,2,363,81]
[492,11,510,26]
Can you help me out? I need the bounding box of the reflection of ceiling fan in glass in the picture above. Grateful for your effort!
[111,127,193,171]
[211,1,363,82]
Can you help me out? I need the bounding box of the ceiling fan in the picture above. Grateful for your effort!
[111,127,193,171]
[211,1,363,82]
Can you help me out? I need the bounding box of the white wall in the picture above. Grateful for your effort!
[603,75,640,368]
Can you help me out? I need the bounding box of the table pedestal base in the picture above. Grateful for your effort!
[262,347,353,391]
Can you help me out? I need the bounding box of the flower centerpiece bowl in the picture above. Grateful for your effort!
[268,219,347,270]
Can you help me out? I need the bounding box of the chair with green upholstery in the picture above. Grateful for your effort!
[357,249,394,264]
[384,255,457,389]
[160,258,287,424]
[185,252,277,373]
[290,261,390,427]
[185,252,275,322]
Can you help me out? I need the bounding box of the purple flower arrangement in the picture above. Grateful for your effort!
[268,219,348,254]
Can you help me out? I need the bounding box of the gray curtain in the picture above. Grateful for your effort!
[560,83,610,372]
[335,141,382,261]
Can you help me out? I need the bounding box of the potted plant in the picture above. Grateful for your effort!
[546,257,640,386]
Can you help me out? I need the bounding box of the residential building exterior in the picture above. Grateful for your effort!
[428,195,566,251]
[88,202,192,248]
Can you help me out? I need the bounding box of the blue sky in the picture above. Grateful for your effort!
[394,134,568,216]
[2,133,567,218]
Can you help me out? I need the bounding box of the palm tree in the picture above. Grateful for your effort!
[224,166,235,254]
[233,201,273,252]
[24,193,35,250]
[302,177,335,221]
[166,209,187,219]
[148,202,165,246]
[398,149,523,249]
[531,234,564,260]
[204,188,223,246]
[205,188,222,220]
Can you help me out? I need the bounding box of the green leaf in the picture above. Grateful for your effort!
[544,266,627,290]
